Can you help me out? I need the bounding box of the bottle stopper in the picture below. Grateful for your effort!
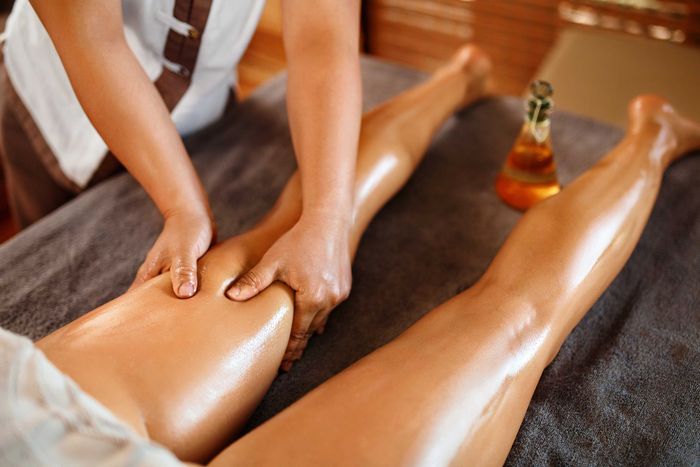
[527,80,554,142]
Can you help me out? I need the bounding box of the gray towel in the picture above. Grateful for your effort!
[0,58,697,464]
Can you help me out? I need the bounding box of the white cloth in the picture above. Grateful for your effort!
[3,0,265,187]
[0,327,183,466]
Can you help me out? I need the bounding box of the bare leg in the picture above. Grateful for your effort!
[209,96,700,466]
[36,46,491,463]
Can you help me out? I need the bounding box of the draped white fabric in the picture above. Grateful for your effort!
[3,0,265,187]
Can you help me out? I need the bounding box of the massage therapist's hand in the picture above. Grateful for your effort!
[226,213,352,370]
[130,208,215,298]
[30,1,218,298]
[225,0,362,369]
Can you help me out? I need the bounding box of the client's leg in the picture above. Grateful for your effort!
[209,96,700,466]
[36,46,491,462]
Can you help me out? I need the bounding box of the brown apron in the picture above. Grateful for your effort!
[0,0,221,228]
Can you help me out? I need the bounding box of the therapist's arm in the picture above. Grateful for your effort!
[228,0,362,370]
[30,0,214,298]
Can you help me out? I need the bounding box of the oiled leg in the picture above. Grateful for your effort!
[209,97,700,466]
[36,46,491,463]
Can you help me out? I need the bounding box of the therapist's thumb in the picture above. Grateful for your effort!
[171,252,198,299]
[226,259,277,301]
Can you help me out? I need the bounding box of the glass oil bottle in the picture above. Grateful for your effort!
[495,80,560,210]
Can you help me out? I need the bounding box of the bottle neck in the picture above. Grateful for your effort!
[521,116,551,145]
[524,94,552,144]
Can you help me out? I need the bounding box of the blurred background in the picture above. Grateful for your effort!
[0,0,698,241]
[236,0,699,123]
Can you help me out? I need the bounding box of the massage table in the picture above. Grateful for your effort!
[0,58,698,464]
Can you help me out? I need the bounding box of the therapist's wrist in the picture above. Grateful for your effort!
[162,198,214,229]
[161,182,211,216]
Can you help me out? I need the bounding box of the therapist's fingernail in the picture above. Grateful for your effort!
[178,282,195,298]
[227,286,240,299]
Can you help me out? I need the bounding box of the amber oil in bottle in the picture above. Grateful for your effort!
[495,80,560,210]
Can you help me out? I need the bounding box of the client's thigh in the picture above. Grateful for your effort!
[37,234,293,462]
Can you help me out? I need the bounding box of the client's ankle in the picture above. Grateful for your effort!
[627,95,700,166]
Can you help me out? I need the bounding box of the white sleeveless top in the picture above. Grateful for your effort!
[3,0,266,187]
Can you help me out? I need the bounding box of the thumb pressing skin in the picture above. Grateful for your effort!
[171,252,198,298]
[226,260,277,301]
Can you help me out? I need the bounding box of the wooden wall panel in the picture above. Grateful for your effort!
[365,0,475,71]
[472,1,559,95]
[364,0,700,96]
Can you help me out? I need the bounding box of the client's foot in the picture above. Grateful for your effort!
[442,44,493,109]
[627,95,700,165]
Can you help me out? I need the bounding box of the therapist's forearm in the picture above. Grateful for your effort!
[30,0,210,219]
[73,40,210,219]
[283,16,362,222]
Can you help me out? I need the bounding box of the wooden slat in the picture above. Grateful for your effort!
[475,13,560,43]
[371,0,474,22]
[470,1,559,95]
[368,24,473,54]
[473,1,560,28]
[472,28,554,57]
[367,4,473,39]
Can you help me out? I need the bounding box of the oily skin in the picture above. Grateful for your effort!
[37,45,490,463]
[209,96,700,466]
[37,42,700,464]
